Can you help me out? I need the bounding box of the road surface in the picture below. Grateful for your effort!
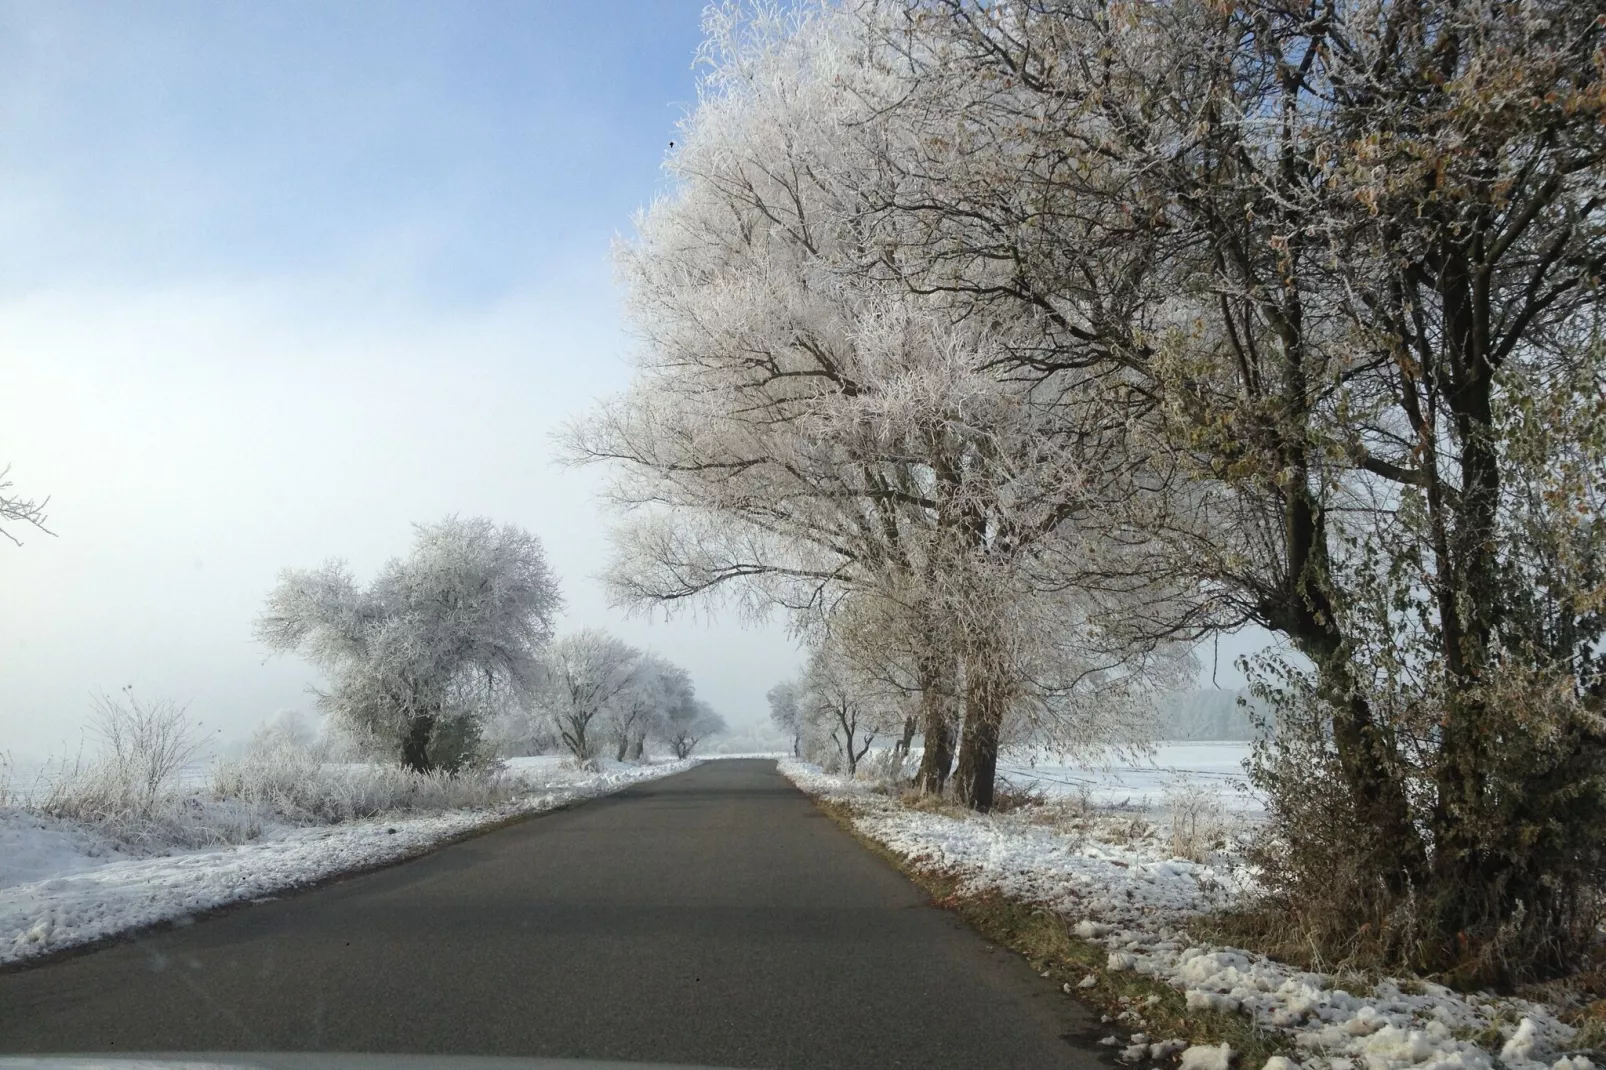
[0,759,1104,1069]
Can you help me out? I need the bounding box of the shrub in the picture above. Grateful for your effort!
[29,690,242,850]
[1163,775,1229,864]
[212,725,517,824]
[1246,659,1606,986]
[856,747,917,792]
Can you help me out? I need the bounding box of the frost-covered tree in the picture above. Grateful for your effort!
[255,517,560,774]
[869,0,1606,978]
[765,679,804,758]
[798,643,900,776]
[538,629,642,763]
[568,1,1189,810]
[661,698,725,759]
[0,464,52,546]
[603,652,689,762]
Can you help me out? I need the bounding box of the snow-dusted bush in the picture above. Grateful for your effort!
[855,746,917,793]
[1162,775,1229,865]
[77,688,209,817]
[35,756,262,853]
[27,690,247,850]
[212,724,517,825]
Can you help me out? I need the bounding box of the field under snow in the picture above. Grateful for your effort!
[996,741,1258,815]
[780,756,1597,1070]
[0,756,694,967]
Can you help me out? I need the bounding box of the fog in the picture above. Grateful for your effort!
[0,1,801,759]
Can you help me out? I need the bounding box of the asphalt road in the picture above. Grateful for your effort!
[0,759,1105,1070]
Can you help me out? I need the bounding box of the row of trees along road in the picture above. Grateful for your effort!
[570,0,1606,985]
[255,516,724,772]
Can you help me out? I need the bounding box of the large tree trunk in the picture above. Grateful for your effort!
[1269,466,1427,893]
[914,652,957,794]
[1256,283,1427,892]
[400,713,436,774]
[1425,259,1505,939]
[953,665,1004,812]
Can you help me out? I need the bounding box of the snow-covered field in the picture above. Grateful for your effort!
[997,742,1257,815]
[780,759,1595,1070]
[0,756,695,967]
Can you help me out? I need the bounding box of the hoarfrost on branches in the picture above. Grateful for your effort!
[255,516,561,774]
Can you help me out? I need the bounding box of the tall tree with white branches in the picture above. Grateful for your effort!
[568,2,1190,809]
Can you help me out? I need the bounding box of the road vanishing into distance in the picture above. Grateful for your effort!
[0,760,1104,1070]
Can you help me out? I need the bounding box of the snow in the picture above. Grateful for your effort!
[1,758,695,966]
[996,742,1257,815]
[779,759,1596,1070]
[0,809,136,891]
[1180,1043,1235,1070]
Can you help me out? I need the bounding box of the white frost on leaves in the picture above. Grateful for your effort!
[779,759,1595,1070]
[1,758,695,966]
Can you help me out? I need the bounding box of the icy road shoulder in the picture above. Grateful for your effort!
[1,759,696,967]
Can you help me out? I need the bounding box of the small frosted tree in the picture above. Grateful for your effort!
[766,679,803,757]
[603,653,688,761]
[662,698,725,759]
[256,516,561,774]
[539,630,642,763]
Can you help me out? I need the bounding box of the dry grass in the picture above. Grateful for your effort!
[26,705,524,854]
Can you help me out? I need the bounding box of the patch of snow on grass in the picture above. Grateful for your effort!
[778,758,1594,1070]
[1180,1042,1235,1070]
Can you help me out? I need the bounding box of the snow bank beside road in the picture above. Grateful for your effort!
[1,758,695,967]
[780,759,1593,1070]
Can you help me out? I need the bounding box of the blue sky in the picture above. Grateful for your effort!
[0,0,808,756]
[0,1,705,296]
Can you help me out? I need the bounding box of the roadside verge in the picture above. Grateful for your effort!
[2,759,697,969]
[778,759,1595,1070]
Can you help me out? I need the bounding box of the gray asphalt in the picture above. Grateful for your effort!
[0,759,1106,1070]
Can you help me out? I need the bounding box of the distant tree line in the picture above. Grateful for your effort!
[255,516,724,773]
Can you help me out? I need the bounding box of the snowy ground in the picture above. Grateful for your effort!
[997,742,1258,816]
[780,759,1594,1070]
[0,757,695,967]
